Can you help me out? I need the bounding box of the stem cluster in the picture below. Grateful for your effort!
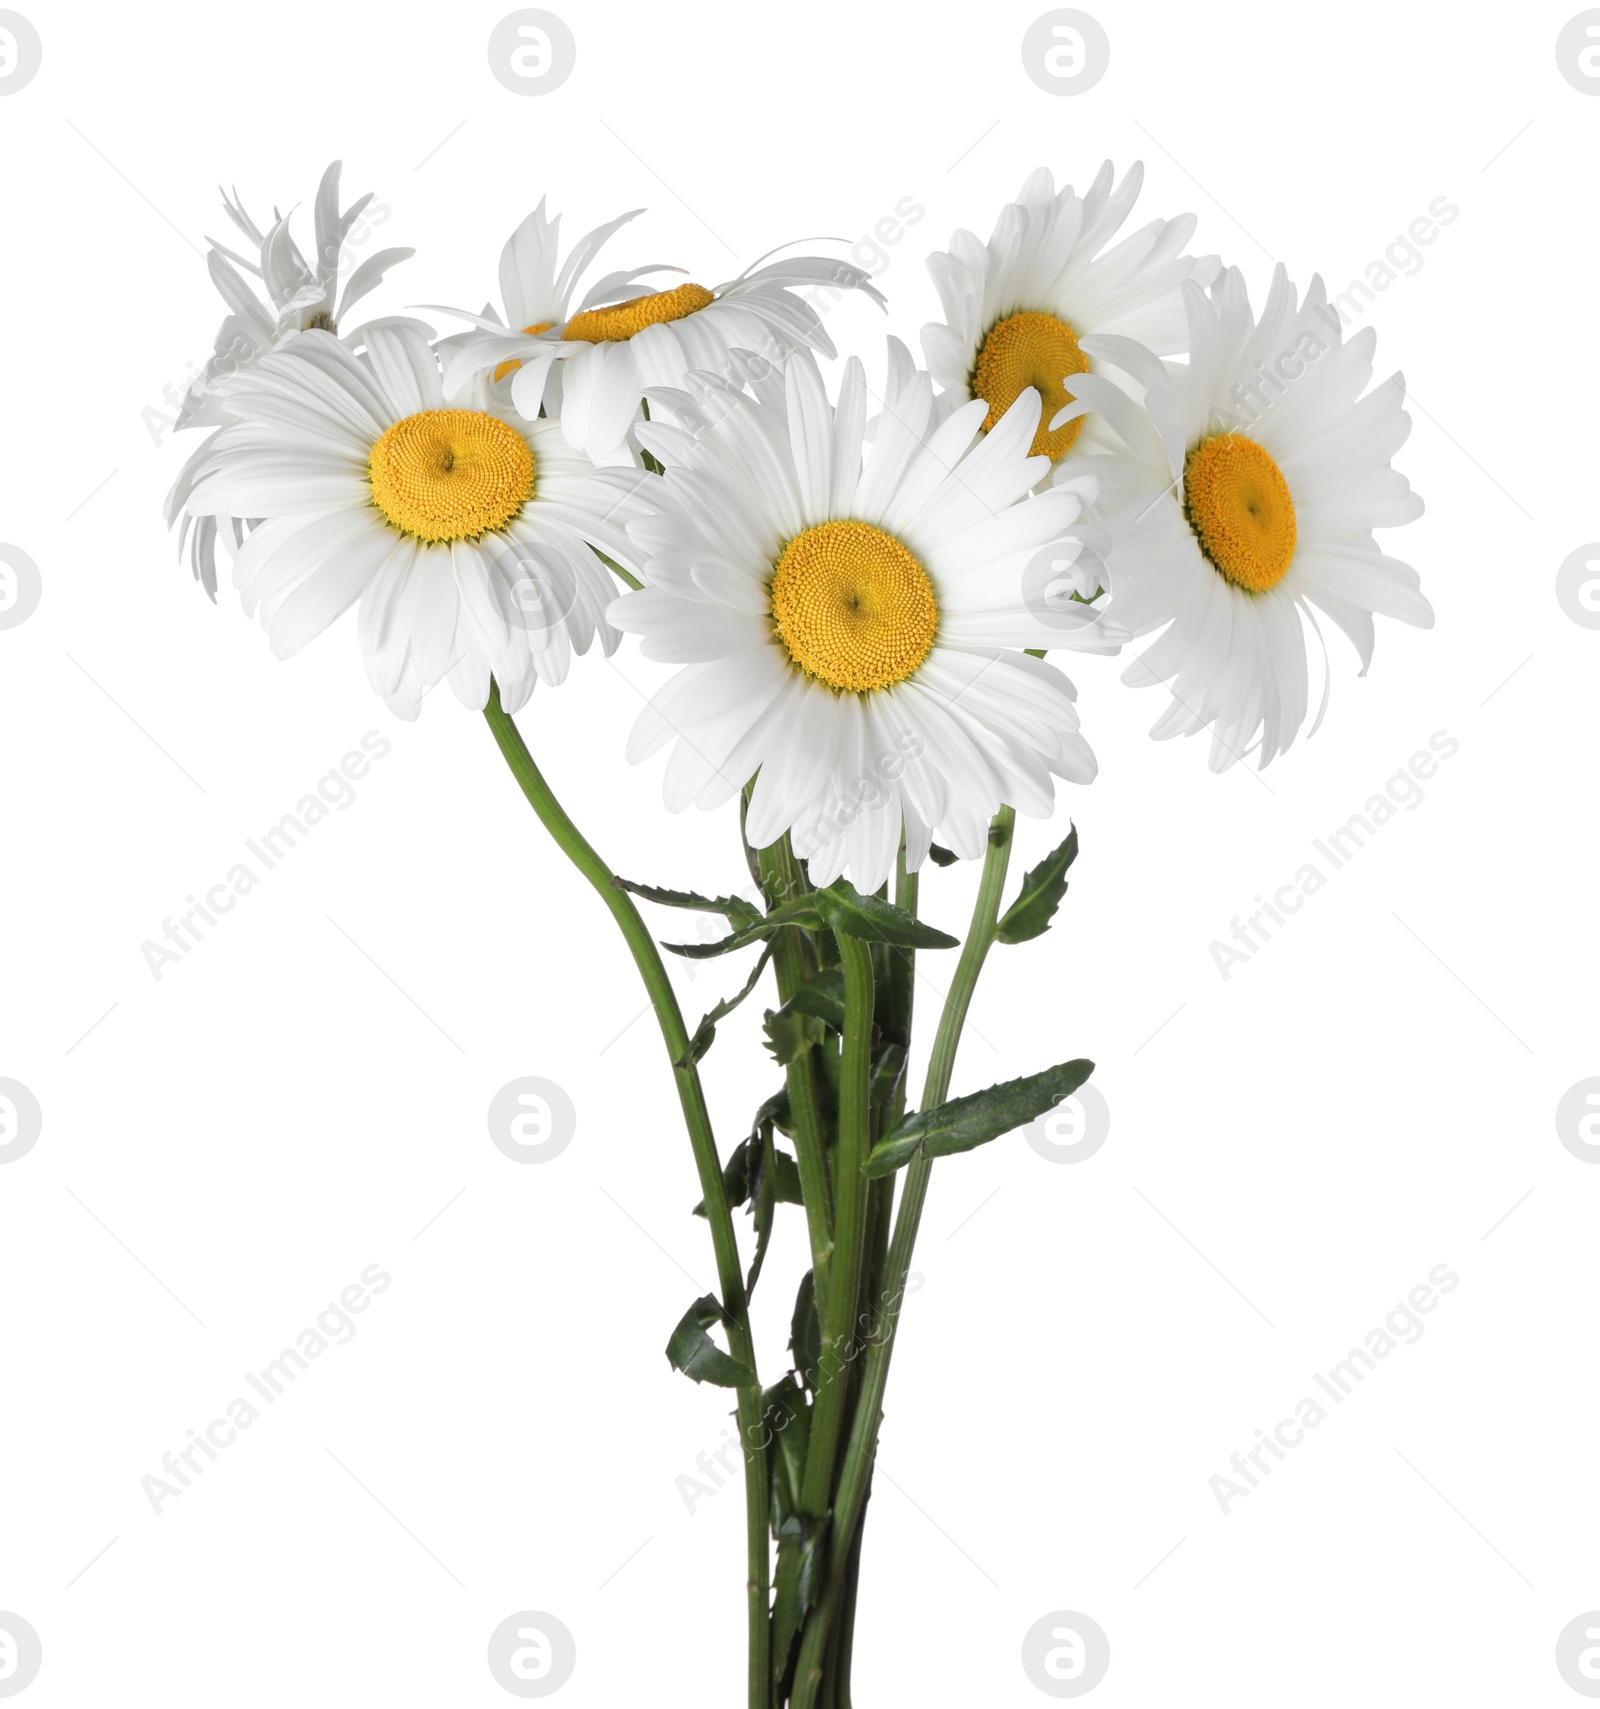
[487,689,1020,1708]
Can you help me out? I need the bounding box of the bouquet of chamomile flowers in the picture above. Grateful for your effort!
[164,157,1429,1707]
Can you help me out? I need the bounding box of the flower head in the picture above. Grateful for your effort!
[442,212,887,467]
[1063,264,1431,769]
[165,161,418,598]
[180,324,636,719]
[921,161,1217,478]
[608,341,1122,890]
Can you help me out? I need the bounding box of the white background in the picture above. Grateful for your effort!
[1,0,1596,1702]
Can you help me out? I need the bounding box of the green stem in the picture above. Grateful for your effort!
[483,685,770,1708]
[757,836,835,1323]
[791,809,1015,1708]
[799,930,873,1519]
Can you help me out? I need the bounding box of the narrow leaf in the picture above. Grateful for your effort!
[868,1041,908,1109]
[863,1059,1095,1178]
[663,894,827,960]
[763,1005,827,1066]
[762,1376,812,1533]
[784,967,847,1030]
[815,879,959,949]
[996,825,1079,945]
[745,1126,779,1296]
[772,1513,830,1686]
[676,944,773,1067]
[790,1270,822,1389]
[665,1295,755,1388]
[613,876,763,933]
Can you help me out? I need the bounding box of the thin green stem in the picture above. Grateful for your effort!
[791,809,1015,1708]
[757,835,835,1323]
[483,685,770,1708]
[799,930,873,1519]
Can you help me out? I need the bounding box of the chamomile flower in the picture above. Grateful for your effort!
[609,341,1121,891]
[921,161,1217,492]
[165,161,417,598]
[446,232,886,468]
[1060,265,1431,770]
[179,323,636,720]
[429,198,674,420]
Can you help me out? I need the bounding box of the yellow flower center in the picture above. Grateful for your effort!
[492,320,555,384]
[561,283,716,344]
[970,310,1091,460]
[1182,433,1298,593]
[367,409,534,544]
[770,521,937,693]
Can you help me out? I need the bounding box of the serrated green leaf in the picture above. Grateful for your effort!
[613,876,764,933]
[763,1005,827,1066]
[814,879,959,949]
[770,1150,803,1204]
[693,1132,802,1220]
[790,1270,822,1390]
[868,1041,908,1108]
[762,1376,812,1533]
[746,1129,778,1296]
[863,1058,1095,1177]
[663,893,827,960]
[786,967,847,1030]
[665,1295,756,1388]
[772,1512,830,1688]
[996,825,1079,945]
[676,944,773,1067]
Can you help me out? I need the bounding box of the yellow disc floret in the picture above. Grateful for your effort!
[493,320,555,384]
[1182,433,1297,593]
[770,521,938,693]
[562,283,716,344]
[970,310,1091,460]
[368,409,534,544]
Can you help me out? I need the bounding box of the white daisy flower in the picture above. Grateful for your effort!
[165,161,417,599]
[179,323,637,721]
[1060,264,1431,770]
[444,229,886,469]
[921,160,1217,495]
[608,341,1123,892]
[427,197,677,419]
